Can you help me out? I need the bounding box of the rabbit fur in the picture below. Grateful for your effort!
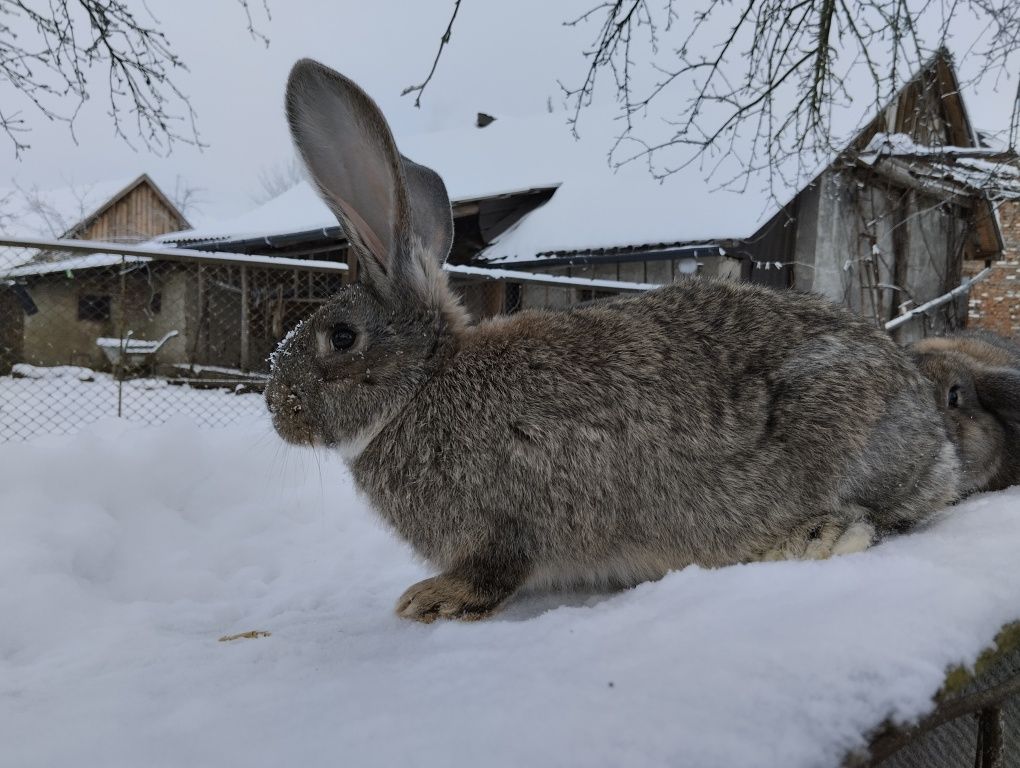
[911,332,1020,495]
[266,58,961,622]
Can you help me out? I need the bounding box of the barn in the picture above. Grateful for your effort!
[0,175,190,373]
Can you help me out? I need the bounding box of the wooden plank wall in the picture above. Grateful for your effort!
[81,183,188,243]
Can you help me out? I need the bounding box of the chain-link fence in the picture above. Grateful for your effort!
[0,243,352,442]
[2,234,988,443]
[1,238,663,442]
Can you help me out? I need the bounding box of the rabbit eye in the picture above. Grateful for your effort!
[330,324,357,352]
[947,385,960,409]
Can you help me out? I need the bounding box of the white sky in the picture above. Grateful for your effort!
[1,0,1017,226]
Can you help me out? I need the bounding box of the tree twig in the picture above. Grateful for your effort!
[401,0,462,108]
[0,0,272,157]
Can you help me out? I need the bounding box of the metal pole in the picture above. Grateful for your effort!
[0,235,661,293]
[884,267,993,331]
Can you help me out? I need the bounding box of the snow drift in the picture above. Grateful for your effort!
[0,416,1018,767]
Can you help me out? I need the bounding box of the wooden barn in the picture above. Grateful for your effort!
[0,175,190,373]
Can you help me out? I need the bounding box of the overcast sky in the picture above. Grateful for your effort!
[2,1,1017,226]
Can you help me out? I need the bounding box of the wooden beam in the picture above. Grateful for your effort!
[935,55,974,148]
[856,672,1020,766]
[975,707,1004,768]
[854,159,974,207]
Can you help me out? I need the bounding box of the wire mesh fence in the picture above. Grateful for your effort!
[2,234,987,442]
[0,238,656,442]
[0,245,349,441]
[3,222,705,443]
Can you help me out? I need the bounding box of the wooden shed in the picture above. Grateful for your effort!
[474,51,1012,342]
[0,175,191,373]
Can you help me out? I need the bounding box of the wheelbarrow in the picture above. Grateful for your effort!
[96,330,179,370]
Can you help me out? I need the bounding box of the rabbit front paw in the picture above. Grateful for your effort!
[396,574,504,623]
[759,516,876,562]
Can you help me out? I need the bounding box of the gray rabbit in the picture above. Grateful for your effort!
[266,59,961,622]
[911,332,1020,495]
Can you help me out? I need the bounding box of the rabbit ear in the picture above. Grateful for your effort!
[286,59,408,293]
[285,59,454,300]
[976,367,1020,423]
[402,156,454,265]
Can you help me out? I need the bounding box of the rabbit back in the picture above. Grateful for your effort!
[351,277,959,583]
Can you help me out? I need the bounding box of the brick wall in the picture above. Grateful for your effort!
[965,200,1020,338]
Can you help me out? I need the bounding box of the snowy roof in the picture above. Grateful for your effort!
[161,182,339,245]
[159,112,799,260]
[161,54,983,267]
[0,252,146,279]
[858,132,1020,202]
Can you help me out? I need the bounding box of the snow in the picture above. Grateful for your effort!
[170,363,268,378]
[858,133,1020,203]
[161,182,335,244]
[11,364,95,382]
[0,251,146,278]
[269,319,305,372]
[1,414,1018,767]
[95,331,180,354]
[860,132,994,158]
[0,234,353,278]
[155,55,992,266]
[166,101,996,266]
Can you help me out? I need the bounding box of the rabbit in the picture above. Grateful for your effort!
[910,332,1020,495]
[265,58,962,622]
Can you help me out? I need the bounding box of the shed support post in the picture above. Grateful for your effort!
[240,266,250,372]
[975,706,1003,768]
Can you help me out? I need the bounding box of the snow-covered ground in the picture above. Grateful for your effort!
[1,415,1018,767]
[0,369,264,441]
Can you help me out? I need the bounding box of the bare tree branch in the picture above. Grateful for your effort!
[401,0,461,108]
[408,2,1019,191]
[560,0,1020,188]
[0,0,272,158]
[251,156,303,204]
[237,0,271,47]
[171,175,205,218]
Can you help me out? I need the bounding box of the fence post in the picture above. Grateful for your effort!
[240,266,251,372]
[116,256,127,417]
[975,706,1004,768]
